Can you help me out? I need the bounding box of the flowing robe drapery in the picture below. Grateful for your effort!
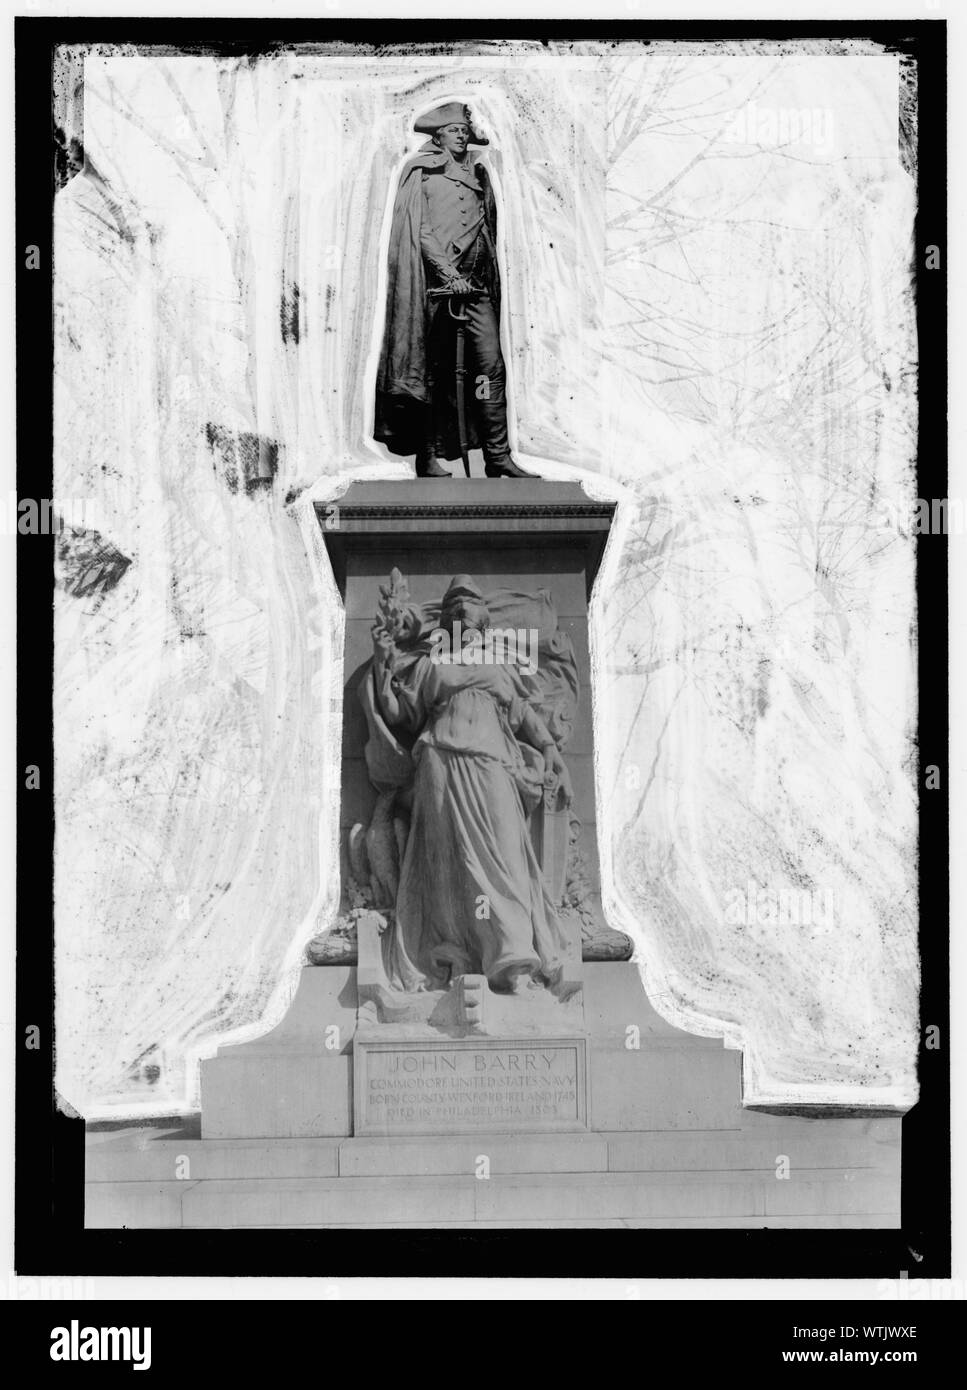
[381,655,571,992]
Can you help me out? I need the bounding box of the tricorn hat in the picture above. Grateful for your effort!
[414,101,489,146]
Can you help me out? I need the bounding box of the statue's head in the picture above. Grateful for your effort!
[440,574,490,635]
[414,101,489,151]
[433,122,471,157]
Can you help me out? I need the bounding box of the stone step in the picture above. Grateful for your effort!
[86,1133,342,1183]
[338,1133,606,1176]
[85,1165,900,1229]
[605,1122,899,1177]
[86,1120,899,1183]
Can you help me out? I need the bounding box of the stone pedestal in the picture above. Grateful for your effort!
[88,479,901,1230]
[324,480,617,952]
[94,960,901,1228]
[200,966,356,1140]
[200,961,743,1141]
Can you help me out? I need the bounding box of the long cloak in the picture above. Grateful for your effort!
[373,143,502,461]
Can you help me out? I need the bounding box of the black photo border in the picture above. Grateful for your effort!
[14,15,949,1281]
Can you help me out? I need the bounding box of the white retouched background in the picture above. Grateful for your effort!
[52,38,917,1117]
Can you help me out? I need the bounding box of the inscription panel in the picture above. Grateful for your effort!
[354,1036,589,1135]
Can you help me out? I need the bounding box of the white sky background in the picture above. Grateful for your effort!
[49,41,919,1116]
[1,0,965,1297]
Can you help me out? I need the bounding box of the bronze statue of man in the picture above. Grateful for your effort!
[374,102,531,479]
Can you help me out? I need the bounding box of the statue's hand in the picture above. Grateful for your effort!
[543,746,573,807]
[372,621,397,668]
[447,276,473,296]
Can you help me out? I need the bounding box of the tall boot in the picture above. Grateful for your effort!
[478,401,539,479]
[415,451,450,478]
[485,455,536,479]
[415,400,450,478]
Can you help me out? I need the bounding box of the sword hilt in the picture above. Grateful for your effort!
[427,286,484,321]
